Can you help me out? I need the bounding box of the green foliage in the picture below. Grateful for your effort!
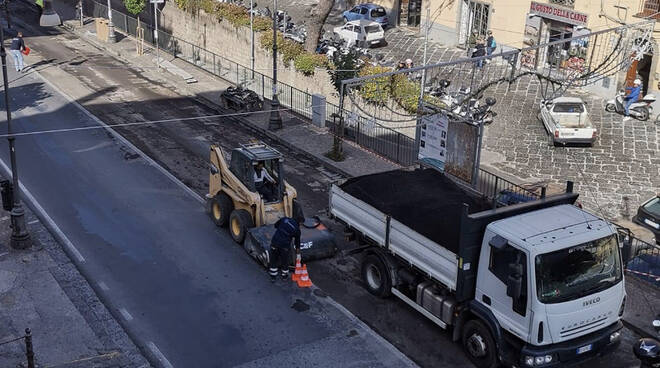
[329,48,359,95]
[252,16,272,32]
[216,3,252,27]
[123,0,146,16]
[391,74,421,113]
[259,31,305,67]
[294,53,328,76]
[357,65,392,106]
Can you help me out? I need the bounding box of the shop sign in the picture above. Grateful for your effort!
[529,1,588,26]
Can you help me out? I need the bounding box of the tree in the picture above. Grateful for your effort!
[124,0,146,22]
[303,0,334,53]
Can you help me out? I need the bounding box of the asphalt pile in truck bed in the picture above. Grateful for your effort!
[340,169,491,253]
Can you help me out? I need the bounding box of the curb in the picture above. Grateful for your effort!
[63,20,357,179]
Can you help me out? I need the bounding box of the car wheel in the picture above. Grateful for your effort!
[462,320,499,368]
[343,16,348,23]
[361,254,392,298]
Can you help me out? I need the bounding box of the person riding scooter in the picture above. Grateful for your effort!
[625,79,642,117]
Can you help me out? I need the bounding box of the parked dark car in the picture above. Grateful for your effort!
[342,4,389,28]
[634,194,660,245]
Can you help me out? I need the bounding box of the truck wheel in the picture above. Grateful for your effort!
[462,320,499,368]
[229,209,254,244]
[361,254,392,297]
[211,193,233,227]
[292,199,305,222]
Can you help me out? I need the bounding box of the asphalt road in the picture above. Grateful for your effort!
[1,3,646,367]
[0,21,416,368]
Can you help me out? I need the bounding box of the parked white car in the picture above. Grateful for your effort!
[333,20,385,48]
[538,97,597,146]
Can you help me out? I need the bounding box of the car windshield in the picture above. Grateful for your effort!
[535,235,622,304]
[371,8,386,17]
[365,25,381,33]
[553,103,584,113]
[643,197,660,216]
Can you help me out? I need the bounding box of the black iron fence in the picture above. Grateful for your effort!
[620,229,660,288]
[0,328,35,368]
[86,1,415,165]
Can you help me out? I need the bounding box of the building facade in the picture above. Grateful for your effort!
[375,0,659,99]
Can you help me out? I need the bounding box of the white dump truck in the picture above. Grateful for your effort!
[329,168,625,368]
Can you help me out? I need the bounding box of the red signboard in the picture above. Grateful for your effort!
[529,1,588,26]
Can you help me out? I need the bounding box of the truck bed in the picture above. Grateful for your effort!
[339,169,491,254]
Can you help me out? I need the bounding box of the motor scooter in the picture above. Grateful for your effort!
[633,318,660,367]
[605,91,655,121]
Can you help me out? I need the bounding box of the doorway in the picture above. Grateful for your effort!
[458,0,490,47]
[399,0,422,27]
[547,26,572,67]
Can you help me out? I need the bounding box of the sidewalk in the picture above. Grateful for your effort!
[47,0,659,342]
[0,184,149,367]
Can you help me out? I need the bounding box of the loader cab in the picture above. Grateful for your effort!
[229,143,285,202]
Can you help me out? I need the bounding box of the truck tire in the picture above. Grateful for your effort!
[361,254,392,297]
[211,193,233,227]
[229,209,254,244]
[462,320,499,368]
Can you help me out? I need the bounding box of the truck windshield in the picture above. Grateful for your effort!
[535,235,622,304]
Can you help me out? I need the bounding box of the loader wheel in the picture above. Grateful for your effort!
[229,209,254,244]
[211,193,233,227]
[292,199,305,223]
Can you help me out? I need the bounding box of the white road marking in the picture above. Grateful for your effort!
[98,281,110,291]
[73,141,113,153]
[27,220,39,225]
[147,342,174,368]
[0,159,85,263]
[119,307,134,321]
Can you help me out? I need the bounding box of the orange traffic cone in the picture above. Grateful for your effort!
[297,264,313,288]
[292,254,303,282]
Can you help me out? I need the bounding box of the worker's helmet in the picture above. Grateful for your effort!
[634,78,642,85]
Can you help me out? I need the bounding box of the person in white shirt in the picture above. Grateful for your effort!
[253,161,276,201]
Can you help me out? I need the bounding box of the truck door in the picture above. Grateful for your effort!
[477,237,531,342]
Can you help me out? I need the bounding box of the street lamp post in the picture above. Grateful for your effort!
[250,0,254,78]
[106,0,116,42]
[0,24,31,249]
[268,0,282,130]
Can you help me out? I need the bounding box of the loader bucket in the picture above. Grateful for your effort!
[244,217,337,268]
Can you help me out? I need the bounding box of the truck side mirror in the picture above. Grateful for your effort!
[506,263,523,300]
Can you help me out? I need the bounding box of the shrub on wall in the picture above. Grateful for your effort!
[294,54,329,76]
[357,65,392,106]
[259,31,306,67]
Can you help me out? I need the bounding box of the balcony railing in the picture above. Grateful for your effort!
[636,0,660,19]
[549,0,575,8]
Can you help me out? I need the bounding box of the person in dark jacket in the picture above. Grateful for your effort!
[9,32,26,72]
[486,30,496,57]
[269,217,301,282]
[472,38,486,68]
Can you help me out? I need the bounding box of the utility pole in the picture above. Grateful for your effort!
[268,0,282,130]
[250,0,255,78]
[419,4,430,101]
[106,0,116,42]
[79,0,83,27]
[153,1,160,69]
[0,22,31,249]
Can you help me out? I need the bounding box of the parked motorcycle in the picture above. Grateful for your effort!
[633,318,660,367]
[605,90,656,121]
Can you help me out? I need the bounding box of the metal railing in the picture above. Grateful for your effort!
[620,230,660,288]
[86,0,415,165]
[476,168,540,207]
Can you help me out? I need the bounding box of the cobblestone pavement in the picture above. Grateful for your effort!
[482,75,660,221]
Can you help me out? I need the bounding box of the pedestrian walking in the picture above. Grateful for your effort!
[472,38,486,68]
[467,30,478,56]
[624,79,642,117]
[268,216,301,282]
[10,32,27,73]
[486,30,496,57]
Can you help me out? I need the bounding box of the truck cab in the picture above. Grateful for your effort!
[474,204,624,367]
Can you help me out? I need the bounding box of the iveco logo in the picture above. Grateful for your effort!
[583,297,601,307]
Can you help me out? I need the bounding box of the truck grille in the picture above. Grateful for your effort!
[559,316,608,338]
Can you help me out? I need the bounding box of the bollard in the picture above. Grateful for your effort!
[25,328,34,368]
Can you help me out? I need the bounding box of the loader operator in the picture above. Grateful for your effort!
[269,217,301,282]
[253,161,276,201]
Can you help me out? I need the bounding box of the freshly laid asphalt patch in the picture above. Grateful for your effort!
[341,169,491,253]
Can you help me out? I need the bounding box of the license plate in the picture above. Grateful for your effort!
[576,344,592,354]
[563,132,575,136]
[644,218,659,229]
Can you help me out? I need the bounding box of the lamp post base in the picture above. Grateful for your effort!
[9,204,30,250]
[107,22,117,43]
[268,96,282,130]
